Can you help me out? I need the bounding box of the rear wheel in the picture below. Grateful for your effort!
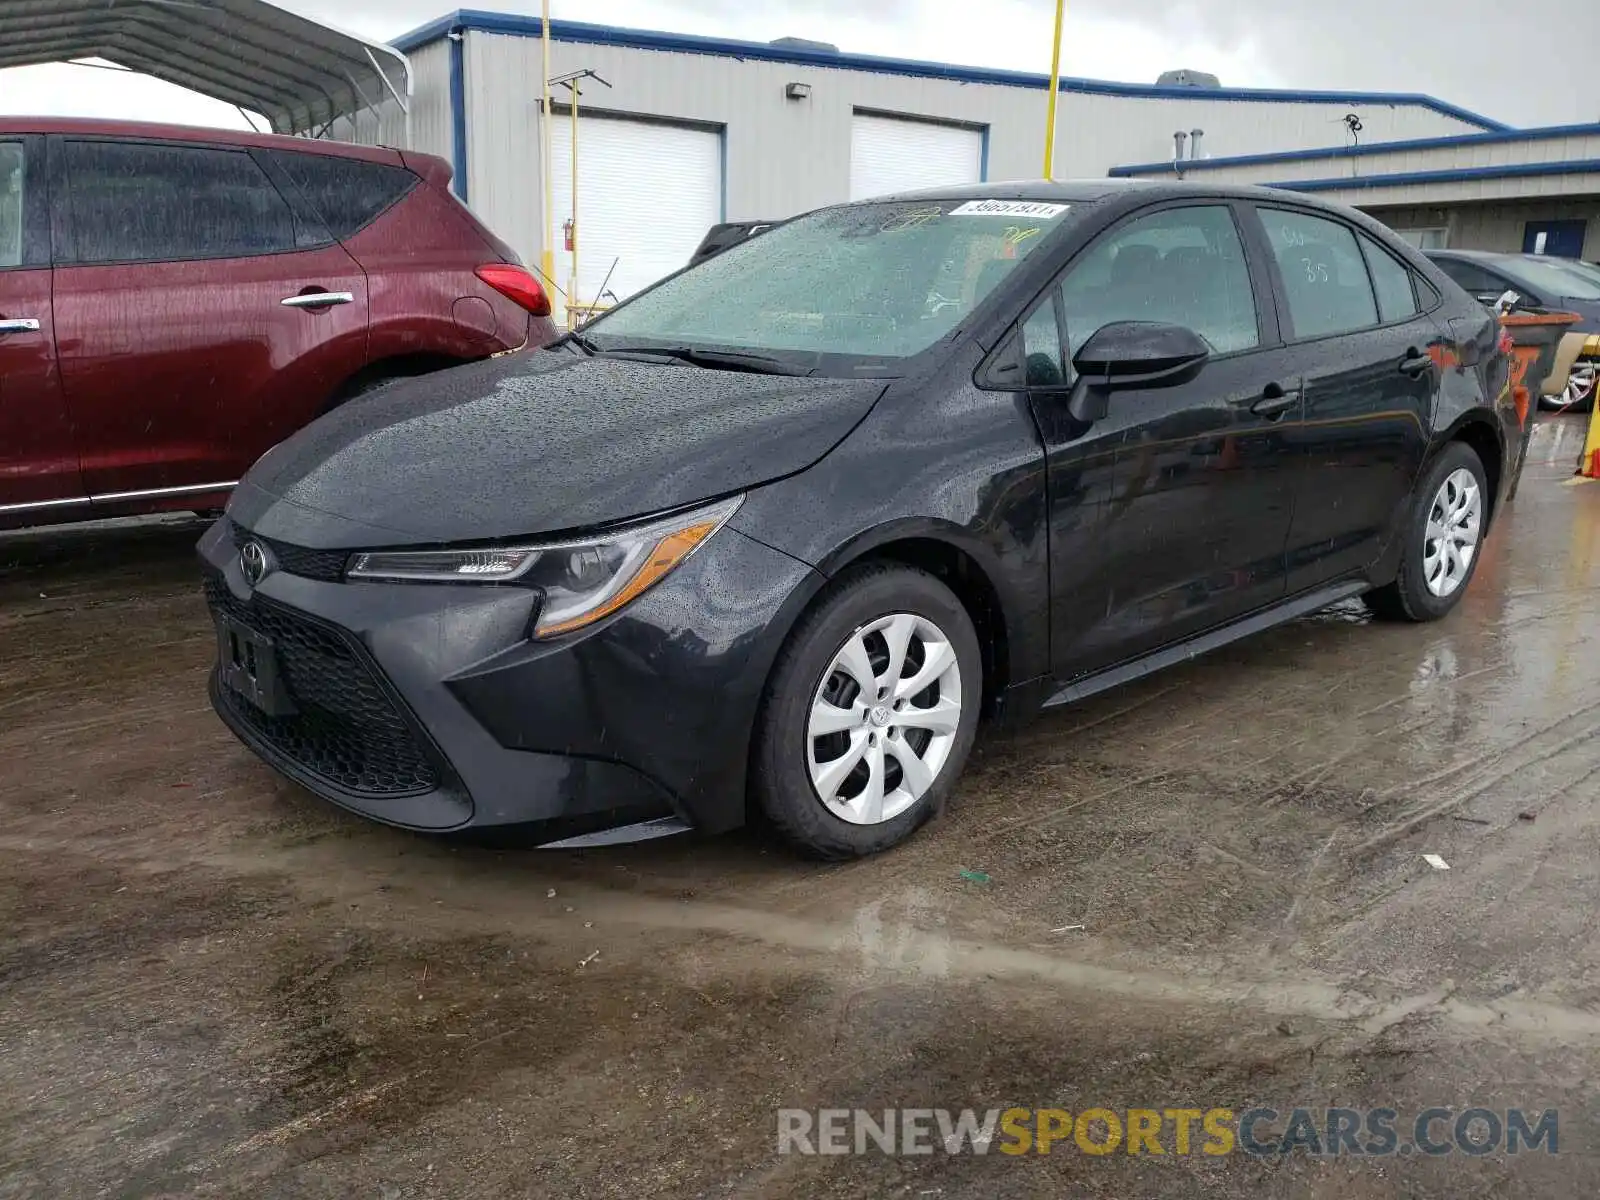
[752,564,982,859]
[1365,442,1488,622]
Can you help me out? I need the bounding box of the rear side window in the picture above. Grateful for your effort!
[63,140,297,264]
[1360,234,1420,323]
[270,151,416,239]
[1263,210,1378,339]
[0,142,21,268]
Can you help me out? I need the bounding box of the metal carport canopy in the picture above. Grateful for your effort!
[0,0,410,137]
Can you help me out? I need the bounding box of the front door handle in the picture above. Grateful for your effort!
[1399,349,1435,378]
[1251,388,1301,419]
[281,291,355,309]
[0,317,41,335]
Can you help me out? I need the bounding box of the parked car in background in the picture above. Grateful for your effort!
[205,181,1513,859]
[1425,249,1600,411]
[0,119,557,530]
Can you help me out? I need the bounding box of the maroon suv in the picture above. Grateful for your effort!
[0,119,557,529]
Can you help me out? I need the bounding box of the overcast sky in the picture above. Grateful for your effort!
[0,0,1590,132]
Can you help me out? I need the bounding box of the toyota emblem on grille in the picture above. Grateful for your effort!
[240,540,273,587]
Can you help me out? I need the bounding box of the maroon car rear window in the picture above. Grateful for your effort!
[269,151,417,241]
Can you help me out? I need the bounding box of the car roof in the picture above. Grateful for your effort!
[0,116,404,165]
[852,177,1372,215]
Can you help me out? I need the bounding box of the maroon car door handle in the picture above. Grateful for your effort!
[0,317,41,335]
[281,291,355,309]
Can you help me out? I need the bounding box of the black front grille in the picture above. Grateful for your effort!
[229,521,349,583]
[205,576,440,797]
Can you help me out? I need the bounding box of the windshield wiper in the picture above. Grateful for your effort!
[600,345,814,376]
[552,329,601,356]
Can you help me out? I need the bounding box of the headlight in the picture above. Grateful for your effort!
[346,495,742,638]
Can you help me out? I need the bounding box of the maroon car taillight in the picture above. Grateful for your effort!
[475,264,552,318]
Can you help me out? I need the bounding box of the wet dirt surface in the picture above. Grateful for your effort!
[3,415,1599,1198]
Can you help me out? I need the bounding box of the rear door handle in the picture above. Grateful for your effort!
[0,317,41,335]
[281,292,354,309]
[1399,349,1435,378]
[1251,389,1301,419]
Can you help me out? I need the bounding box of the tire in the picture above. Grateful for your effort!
[1364,442,1489,623]
[1541,364,1597,413]
[752,564,983,859]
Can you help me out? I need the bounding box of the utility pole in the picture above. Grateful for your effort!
[1043,0,1065,178]
[540,0,555,291]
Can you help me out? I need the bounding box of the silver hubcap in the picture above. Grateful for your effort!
[1423,467,1482,598]
[806,613,963,826]
[1564,363,1597,407]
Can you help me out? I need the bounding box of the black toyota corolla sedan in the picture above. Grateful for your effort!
[202,181,1514,859]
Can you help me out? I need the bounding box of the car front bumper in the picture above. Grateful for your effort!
[198,517,819,841]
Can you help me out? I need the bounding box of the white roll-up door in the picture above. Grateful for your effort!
[849,113,983,202]
[549,114,722,320]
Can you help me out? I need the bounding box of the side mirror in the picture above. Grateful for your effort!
[1066,321,1210,423]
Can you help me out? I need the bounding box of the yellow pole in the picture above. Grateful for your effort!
[540,0,555,290]
[569,84,580,329]
[1583,379,1600,478]
[1042,0,1065,179]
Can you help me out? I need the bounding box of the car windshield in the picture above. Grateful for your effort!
[1497,255,1600,301]
[587,198,1080,370]
[1547,257,1600,291]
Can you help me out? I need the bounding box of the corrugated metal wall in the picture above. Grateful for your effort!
[1117,131,1600,189]
[1367,200,1600,259]
[1066,92,1476,174]
[1274,173,1600,209]
[454,29,1497,270]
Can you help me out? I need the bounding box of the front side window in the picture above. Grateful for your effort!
[1360,234,1420,323]
[1057,205,1260,357]
[63,140,297,265]
[0,142,22,268]
[1263,209,1378,339]
[590,198,1079,367]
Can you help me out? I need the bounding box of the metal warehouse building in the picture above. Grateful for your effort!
[1112,126,1600,260]
[372,9,1589,320]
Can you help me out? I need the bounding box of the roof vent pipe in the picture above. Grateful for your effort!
[1189,129,1204,160]
[1173,130,1188,163]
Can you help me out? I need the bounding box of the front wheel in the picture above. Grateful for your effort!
[752,564,982,859]
[1541,362,1597,412]
[1364,442,1489,622]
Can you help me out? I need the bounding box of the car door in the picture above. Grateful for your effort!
[0,134,85,523]
[1033,201,1304,676]
[49,136,369,504]
[1251,206,1439,592]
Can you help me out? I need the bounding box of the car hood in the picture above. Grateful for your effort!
[229,351,885,549]
[1548,297,1600,335]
